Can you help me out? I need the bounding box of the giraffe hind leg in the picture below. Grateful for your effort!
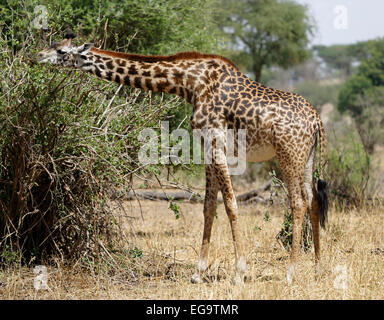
[277,152,309,284]
[306,142,329,278]
[286,144,323,284]
[286,178,307,284]
[304,146,321,264]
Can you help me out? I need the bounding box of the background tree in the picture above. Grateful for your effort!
[338,39,384,117]
[313,41,372,77]
[217,0,314,82]
[338,38,384,154]
[313,44,355,77]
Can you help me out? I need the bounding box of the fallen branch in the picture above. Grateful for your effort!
[125,190,202,202]
[123,179,273,205]
[234,179,272,202]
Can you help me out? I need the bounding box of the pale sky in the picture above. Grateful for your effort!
[296,0,384,45]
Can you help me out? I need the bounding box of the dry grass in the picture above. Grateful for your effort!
[1,195,383,300]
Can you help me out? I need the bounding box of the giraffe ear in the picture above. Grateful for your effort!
[77,43,94,54]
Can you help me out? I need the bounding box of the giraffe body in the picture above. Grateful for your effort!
[37,35,328,284]
[246,144,275,162]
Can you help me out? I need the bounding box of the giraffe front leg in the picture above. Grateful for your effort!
[213,162,246,284]
[191,165,218,284]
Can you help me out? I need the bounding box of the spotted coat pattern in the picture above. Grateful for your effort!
[37,41,327,284]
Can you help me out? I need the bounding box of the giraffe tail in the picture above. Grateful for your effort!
[317,179,328,229]
[316,121,328,229]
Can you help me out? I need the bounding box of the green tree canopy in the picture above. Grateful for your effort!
[337,38,384,154]
[217,0,314,82]
[338,38,384,117]
[1,0,221,55]
[313,41,372,77]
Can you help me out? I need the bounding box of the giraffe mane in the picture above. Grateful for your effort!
[90,48,238,70]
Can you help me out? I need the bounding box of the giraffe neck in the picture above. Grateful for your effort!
[77,48,236,104]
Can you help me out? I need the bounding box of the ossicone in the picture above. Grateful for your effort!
[64,32,76,40]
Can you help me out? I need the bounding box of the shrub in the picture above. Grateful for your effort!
[0,39,157,264]
[325,123,372,208]
[0,0,221,265]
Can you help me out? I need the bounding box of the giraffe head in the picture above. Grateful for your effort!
[36,33,93,68]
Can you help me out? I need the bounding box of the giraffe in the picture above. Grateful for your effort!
[37,34,328,284]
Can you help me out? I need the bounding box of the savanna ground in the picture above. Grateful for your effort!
[2,0,384,302]
[1,178,383,300]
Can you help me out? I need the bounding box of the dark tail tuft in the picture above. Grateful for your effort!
[317,179,328,229]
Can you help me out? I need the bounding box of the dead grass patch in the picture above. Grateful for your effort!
[1,200,383,299]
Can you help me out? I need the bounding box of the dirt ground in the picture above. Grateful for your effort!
[1,195,383,300]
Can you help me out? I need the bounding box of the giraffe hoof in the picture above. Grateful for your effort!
[191,273,204,284]
[232,274,245,285]
[315,263,328,280]
[286,264,296,285]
